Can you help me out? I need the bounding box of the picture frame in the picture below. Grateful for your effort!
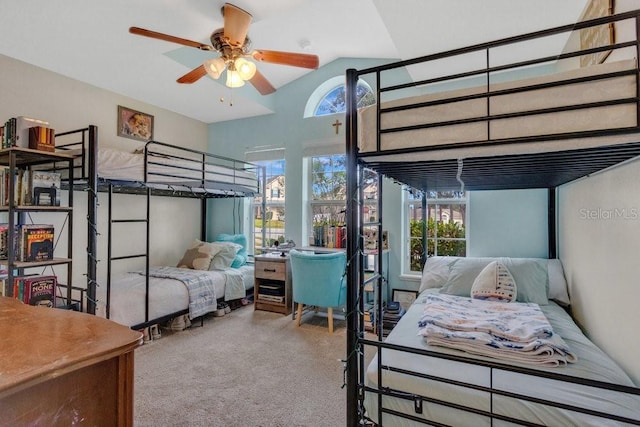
[117,105,154,142]
[392,289,419,311]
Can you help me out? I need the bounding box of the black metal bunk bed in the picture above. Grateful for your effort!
[345,10,640,426]
[52,125,265,330]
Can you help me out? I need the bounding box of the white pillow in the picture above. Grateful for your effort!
[471,260,517,302]
[548,259,570,306]
[208,242,241,270]
[419,256,457,292]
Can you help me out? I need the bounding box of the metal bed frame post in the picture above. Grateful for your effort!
[87,125,98,315]
[345,67,361,427]
[548,188,556,259]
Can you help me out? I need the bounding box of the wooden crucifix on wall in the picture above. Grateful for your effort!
[332,119,342,134]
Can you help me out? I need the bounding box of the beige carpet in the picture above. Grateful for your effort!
[134,304,348,427]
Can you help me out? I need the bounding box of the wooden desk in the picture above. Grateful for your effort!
[0,297,142,426]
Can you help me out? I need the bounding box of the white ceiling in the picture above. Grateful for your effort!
[0,0,589,124]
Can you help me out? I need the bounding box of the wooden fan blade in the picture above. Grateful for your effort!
[252,50,319,69]
[177,65,207,84]
[129,27,213,51]
[249,70,276,95]
[223,3,252,47]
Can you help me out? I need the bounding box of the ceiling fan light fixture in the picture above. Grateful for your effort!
[234,57,257,80]
[226,68,245,88]
[204,57,226,79]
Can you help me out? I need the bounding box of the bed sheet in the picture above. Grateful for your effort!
[97,264,254,327]
[364,289,640,426]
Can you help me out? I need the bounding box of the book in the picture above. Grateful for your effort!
[259,283,284,296]
[0,224,7,258]
[22,275,57,307]
[257,294,285,303]
[28,126,56,152]
[14,116,49,148]
[20,224,55,262]
[31,170,61,206]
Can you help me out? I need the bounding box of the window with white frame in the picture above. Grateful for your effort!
[251,159,285,254]
[309,154,377,248]
[404,189,467,274]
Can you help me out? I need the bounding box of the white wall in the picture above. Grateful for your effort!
[0,54,207,313]
[559,157,640,384]
[555,0,640,385]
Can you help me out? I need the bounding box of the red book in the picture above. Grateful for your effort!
[23,275,57,307]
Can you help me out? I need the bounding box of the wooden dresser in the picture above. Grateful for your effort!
[0,297,142,426]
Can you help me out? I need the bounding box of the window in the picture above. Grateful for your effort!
[309,154,377,248]
[252,159,285,254]
[404,190,467,274]
[303,76,376,118]
[314,82,376,116]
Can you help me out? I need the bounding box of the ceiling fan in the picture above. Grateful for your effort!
[129,3,319,95]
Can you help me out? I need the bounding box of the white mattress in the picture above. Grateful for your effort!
[364,289,640,426]
[97,264,254,327]
[358,59,640,164]
[96,148,259,194]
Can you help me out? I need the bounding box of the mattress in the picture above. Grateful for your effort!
[358,59,640,164]
[96,147,259,194]
[97,264,254,327]
[364,289,640,426]
[45,146,259,195]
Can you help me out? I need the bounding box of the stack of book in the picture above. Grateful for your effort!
[1,116,51,149]
[0,224,55,262]
[2,274,57,307]
[257,282,285,304]
[312,224,347,249]
[0,169,61,207]
[382,301,406,337]
[364,304,374,332]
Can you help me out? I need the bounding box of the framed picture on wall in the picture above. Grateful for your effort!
[392,289,419,311]
[117,105,154,142]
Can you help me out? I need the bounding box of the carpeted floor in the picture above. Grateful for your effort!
[134,304,348,426]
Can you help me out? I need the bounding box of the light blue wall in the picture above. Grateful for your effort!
[207,57,395,241]
[207,59,549,292]
[468,189,548,258]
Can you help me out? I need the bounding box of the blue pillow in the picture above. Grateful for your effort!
[216,234,248,267]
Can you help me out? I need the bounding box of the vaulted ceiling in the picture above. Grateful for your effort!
[0,0,589,123]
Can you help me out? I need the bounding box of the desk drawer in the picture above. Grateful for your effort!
[255,261,285,280]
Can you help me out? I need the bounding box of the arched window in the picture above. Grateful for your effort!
[304,76,375,118]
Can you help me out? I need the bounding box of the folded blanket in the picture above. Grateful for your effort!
[137,266,217,319]
[418,294,577,367]
[418,294,553,342]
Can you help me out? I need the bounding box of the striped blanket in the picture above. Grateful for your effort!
[141,267,218,319]
[418,294,577,366]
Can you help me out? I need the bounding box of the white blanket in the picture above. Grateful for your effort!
[418,294,577,366]
[223,268,246,301]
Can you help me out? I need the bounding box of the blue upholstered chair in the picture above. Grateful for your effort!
[289,249,347,333]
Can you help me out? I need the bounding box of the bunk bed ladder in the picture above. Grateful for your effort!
[105,184,150,322]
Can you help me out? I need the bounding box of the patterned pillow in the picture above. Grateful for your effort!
[471,260,517,302]
[177,240,221,271]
